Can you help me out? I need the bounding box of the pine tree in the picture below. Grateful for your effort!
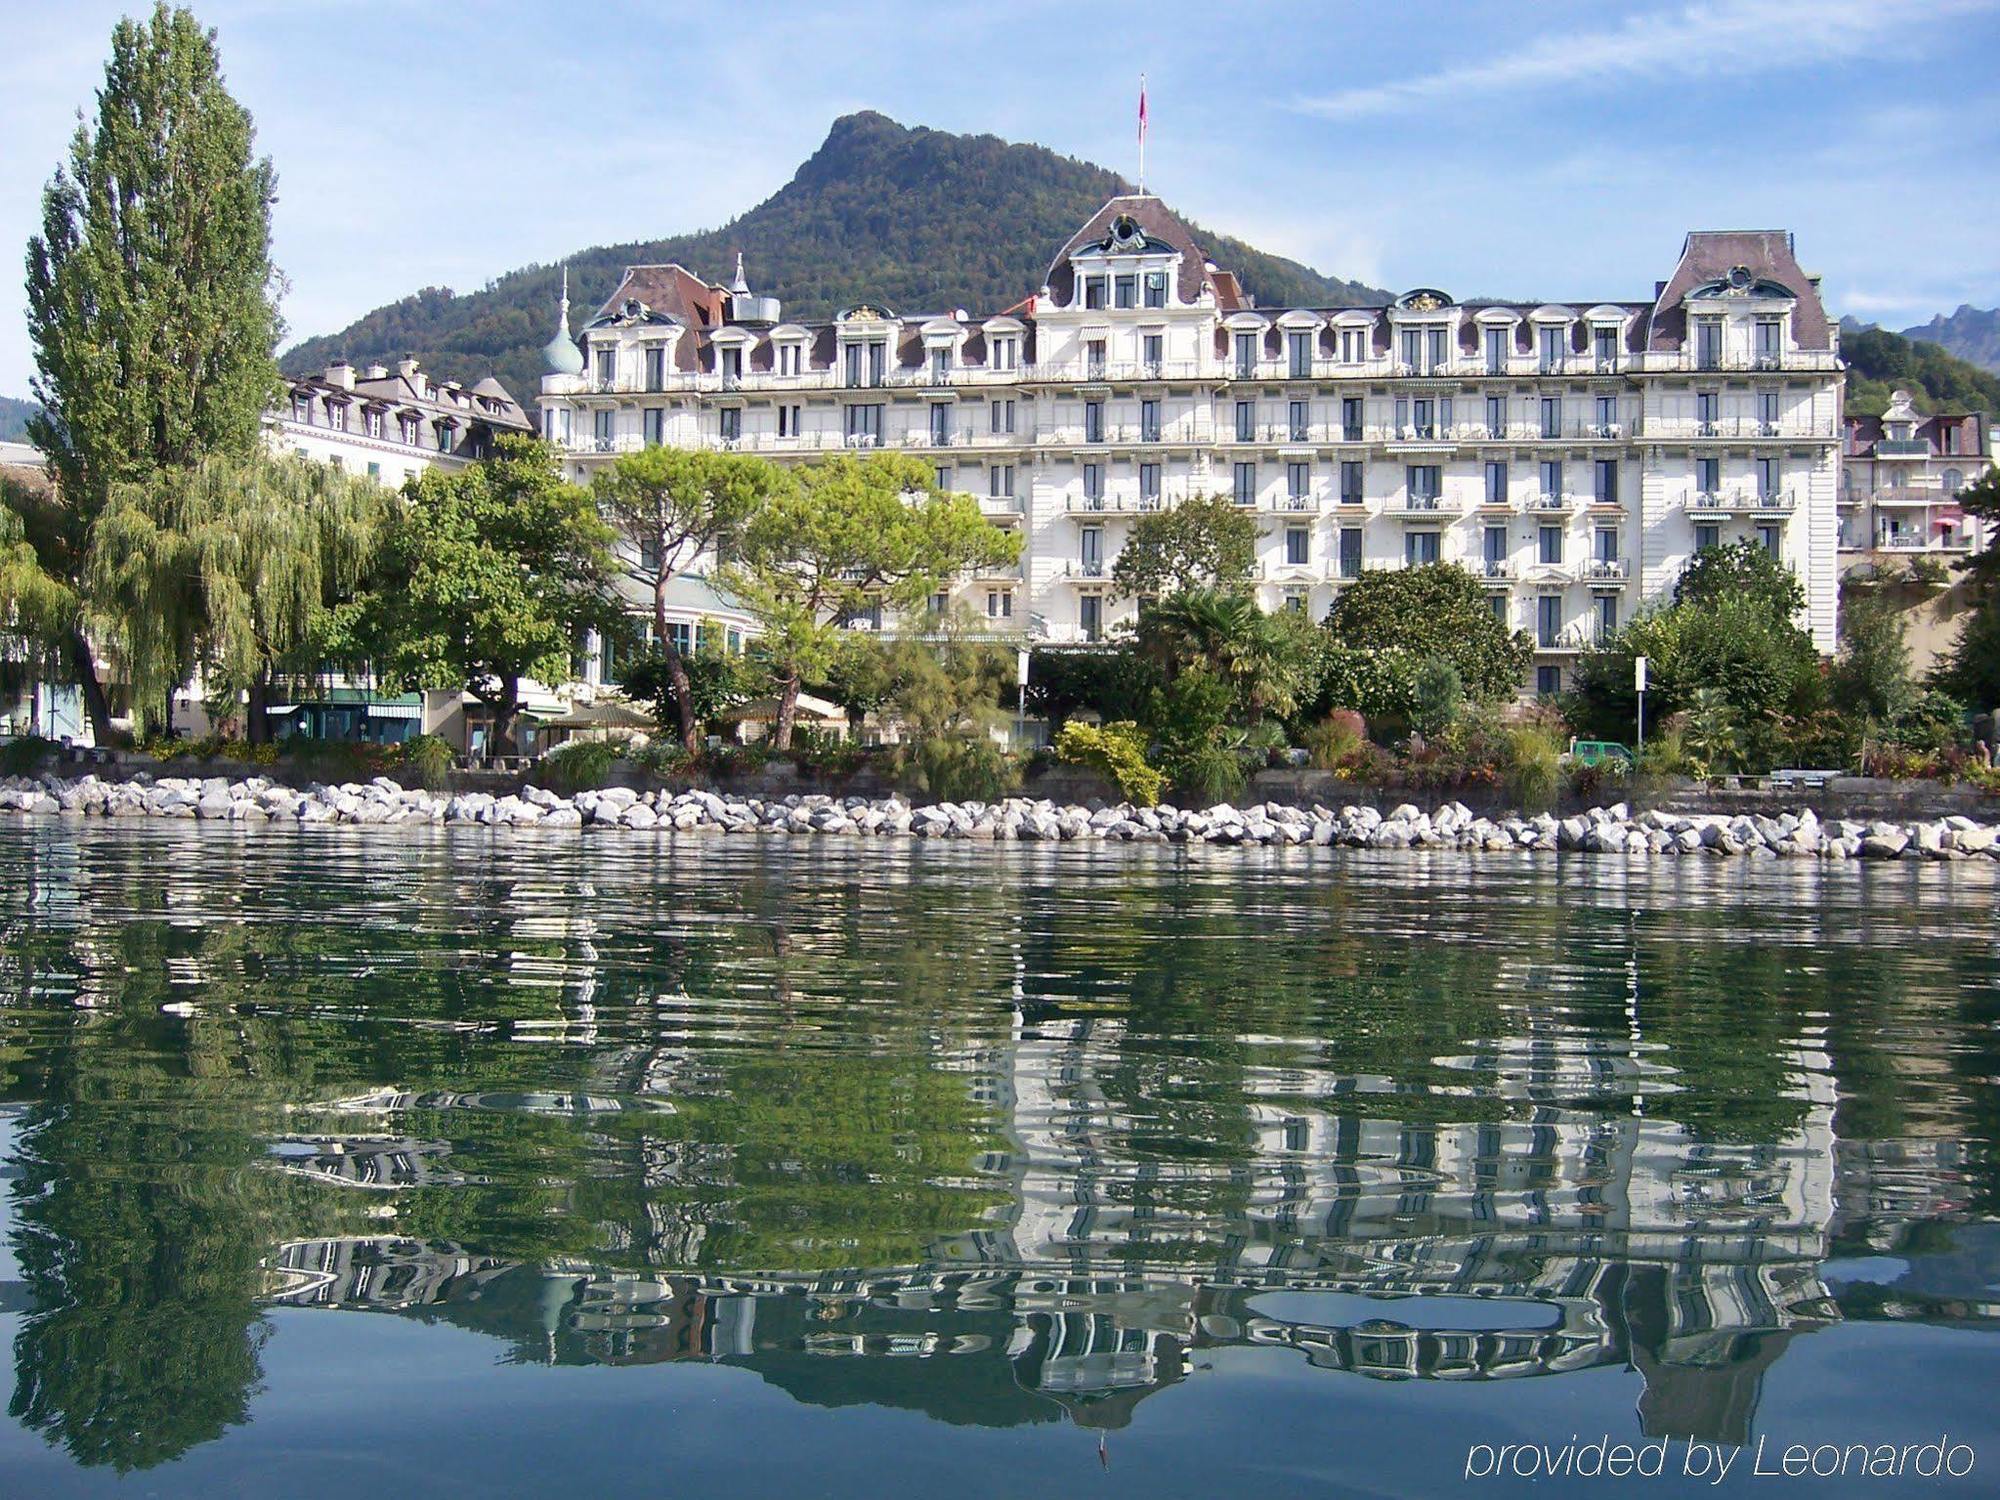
[13,3,281,741]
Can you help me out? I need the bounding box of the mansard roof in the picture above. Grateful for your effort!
[1649,230,1830,351]
[1045,194,1211,306]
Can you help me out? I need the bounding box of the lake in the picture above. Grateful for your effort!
[0,822,1994,1496]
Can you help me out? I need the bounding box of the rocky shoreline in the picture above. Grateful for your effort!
[3,771,1998,860]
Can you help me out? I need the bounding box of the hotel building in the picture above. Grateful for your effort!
[539,199,1845,692]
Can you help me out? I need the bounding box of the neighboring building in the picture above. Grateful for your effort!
[268,356,532,489]
[539,204,1845,695]
[1837,392,1993,674]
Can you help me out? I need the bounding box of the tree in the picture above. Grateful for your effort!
[16,4,281,741]
[1830,588,1914,725]
[1675,539,1805,618]
[1134,588,1310,724]
[328,437,622,755]
[1934,468,2000,712]
[722,453,1017,749]
[86,452,386,741]
[591,448,780,752]
[1110,493,1257,600]
[615,627,760,741]
[1322,562,1533,703]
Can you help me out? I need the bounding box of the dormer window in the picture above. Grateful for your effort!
[990,335,1017,371]
[1114,275,1137,309]
[1537,325,1565,374]
[1233,332,1258,377]
[929,346,952,382]
[777,343,801,377]
[1755,318,1782,368]
[1593,326,1619,369]
[1287,331,1313,378]
[718,347,743,385]
[364,408,383,439]
[1083,276,1108,310]
[1695,319,1722,371]
[400,414,421,445]
[1337,328,1367,364]
[1484,327,1509,375]
[326,401,346,432]
[594,347,615,389]
[1144,271,1168,309]
[293,392,312,424]
[644,346,666,390]
[843,340,887,388]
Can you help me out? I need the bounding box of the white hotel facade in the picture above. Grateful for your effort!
[539,198,1844,693]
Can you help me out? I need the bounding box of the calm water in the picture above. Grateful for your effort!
[0,823,1995,1497]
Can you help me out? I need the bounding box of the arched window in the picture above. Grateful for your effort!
[1944,468,1964,494]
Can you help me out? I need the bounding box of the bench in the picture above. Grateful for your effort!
[1770,768,1838,791]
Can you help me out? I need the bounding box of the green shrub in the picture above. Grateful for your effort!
[1054,720,1165,807]
[398,733,455,791]
[1171,744,1247,806]
[0,735,58,777]
[536,739,618,794]
[787,724,863,776]
[625,740,693,779]
[903,735,1021,803]
[1501,724,1562,812]
[1301,712,1365,771]
[1410,656,1464,739]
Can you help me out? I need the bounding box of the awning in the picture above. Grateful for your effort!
[366,703,423,720]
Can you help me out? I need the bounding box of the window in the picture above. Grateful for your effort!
[991,399,1015,435]
[1287,461,1311,505]
[1340,460,1364,506]
[1538,325,1564,373]
[327,401,347,433]
[363,408,383,438]
[400,414,420,445]
[1596,594,1619,640]
[1079,593,1103,641]
[718,347,743,384]
[1289,399,1310,442]
[293,392,312,423]
[1084,276,1107,310]
[1491,595,1510,625]
[644,346,666,390]
[366,461,381,480]
[436,420,454,453]
[1141,398,1161,443]
[1342,397,1363,442]
[1400,326,1446,374]
[1944,467,1965,495]
[1338,527,1363,578]
[595,348,615,388]
[1695,319,1722,370]
[1083,400,1104,444]
[1283,587,1307,613]
[1485,327,1508,374]
[1143,333,1163,370]
[1540,396,1562,440]
[1755,319,1782,367]
[1483,524,1508,570]
[1234,332,1258,377]
[1537,665,1562,696]
[1337,328,1365,364]
[1539,524,1563,565]
[778,403,801,438]
[990,336,1017,372]
[991,464,1015,499]
[1758,390,1780,435]
[643,407,665,446]
[1595,395,1618,436]
[1406,530,1441,566]
[1540,459,1564,502]
[930,346,952,382]
[1114,274,1136,309]
[1079,525,1103,570]
[1411,397,1437,439]
[1486,394,1507,439]
[986,589,1013,620]
[1235,400,1255,443]
[1085,340,1106,377]
[1697,390,1718,435]
[1288,331,1313,378]
[1233,462,1257,505]
[1594,459,1618,506]
[718,407,741,442]
[1758,523,1781,558]
[1082,462,1103,503]
[593,409,614,447]
[1595,525,1619,563]
[1594,326,1618,369]
[930,403,952,446]
[1406,464,1441,506]
[1537,596,1563,649]
[1144,271,1168,308]
[1694,522,1720,551]
[1485,462,1509,506]
[844,403,883,446]
[1756,456,1780,500]
[1944,424,1961,455]
[934,465,953,491]
[1139,462,1161,503]
[1696,455,1720,496]
[777,342,801,376]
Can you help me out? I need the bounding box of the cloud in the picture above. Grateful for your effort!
[1293,0,1998,120]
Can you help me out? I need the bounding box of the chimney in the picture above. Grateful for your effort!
[397,357,421,381]
[325,362,355,391]
[364,363,388,380]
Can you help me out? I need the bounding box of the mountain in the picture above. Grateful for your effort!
[1898,304,2000,374]
[0,396,38,444]
[1840,321,2000,419]
[280,111,1388,405]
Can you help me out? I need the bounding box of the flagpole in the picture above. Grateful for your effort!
[1138,74,1147,194]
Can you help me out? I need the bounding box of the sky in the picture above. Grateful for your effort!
[3,0,1999,398]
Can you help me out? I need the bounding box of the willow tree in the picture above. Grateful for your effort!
[89,453,386,741]
[17,3,281,740]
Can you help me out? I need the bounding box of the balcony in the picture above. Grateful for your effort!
[1062,559,1110,581]
[1064,493,1170,517]
[1267,493,1323,514]
[1875,438,1932,457]
[1384,495,1454,517]
[1580,558,1630,584]
[1652,417,1821,441]
[1479,559,1514,582]
[1687,490,1797,516]
[899,427,976,449]
[1525,492,1577,513]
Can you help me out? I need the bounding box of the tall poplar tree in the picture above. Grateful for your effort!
[11,3,281,741]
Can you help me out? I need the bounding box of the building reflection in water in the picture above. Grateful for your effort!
[258,1010,1991,1447]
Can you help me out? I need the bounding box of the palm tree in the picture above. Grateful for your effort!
[1135,587,1303,723]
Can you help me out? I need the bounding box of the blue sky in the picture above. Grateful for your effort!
[3,0,1998,397]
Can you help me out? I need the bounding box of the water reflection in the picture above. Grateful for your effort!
[0,824,1995,1478]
